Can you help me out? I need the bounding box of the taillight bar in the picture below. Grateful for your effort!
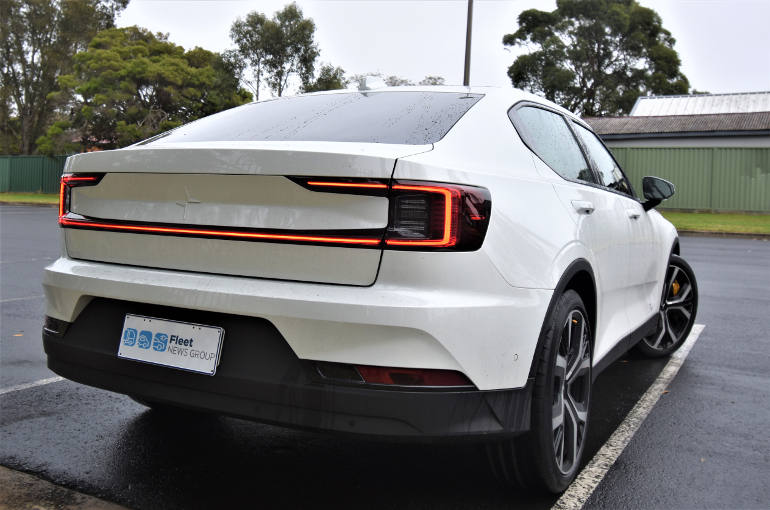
[59,175,491,251]
[59,174,102,218]
[303,178,492,251]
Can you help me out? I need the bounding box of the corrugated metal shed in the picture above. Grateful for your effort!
[630,91,770,116]
[584,112,770,137]
[611,147,769,212]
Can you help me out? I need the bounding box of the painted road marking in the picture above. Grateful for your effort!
[553,324,705,510]
[0,294,44,303]
[0,376,64,396]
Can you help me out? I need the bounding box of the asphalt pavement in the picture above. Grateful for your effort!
[1,204,768,509]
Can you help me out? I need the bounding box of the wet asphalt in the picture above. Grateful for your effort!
[0,204,768,509]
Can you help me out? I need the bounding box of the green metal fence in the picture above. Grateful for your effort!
[0,155,68,194]
[610,147,770,213]
[2,149,769,212]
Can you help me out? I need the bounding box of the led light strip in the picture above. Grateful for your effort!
[59,217,382,246]
[59,175,99,217]
[59,176,471,249]
[305,181,388,189]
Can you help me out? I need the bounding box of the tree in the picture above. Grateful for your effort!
[230,11,268,100]
[302,64,346,93]
[230,3,318,99]
[36,26,251,154]
[503,0,690,116]
[419,76,446,86]
[0,0,129,154]
[384,75,414,86]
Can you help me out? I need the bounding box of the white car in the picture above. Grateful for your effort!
[43,86,698,492]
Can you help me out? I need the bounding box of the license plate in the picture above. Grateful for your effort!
[118,314,224,376]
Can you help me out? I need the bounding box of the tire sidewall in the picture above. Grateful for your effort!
[530,289,592,493]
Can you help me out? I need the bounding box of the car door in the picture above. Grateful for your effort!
[570,122,660,333]
[509,105,634,361]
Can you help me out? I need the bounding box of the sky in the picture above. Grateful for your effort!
[117,0,770,97]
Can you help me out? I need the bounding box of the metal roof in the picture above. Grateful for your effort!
[583,111,770,138]
[629,91,770,116]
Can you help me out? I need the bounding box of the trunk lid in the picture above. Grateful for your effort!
[63,142,432,286]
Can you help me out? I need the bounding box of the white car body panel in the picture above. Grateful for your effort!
[44,85,679,391]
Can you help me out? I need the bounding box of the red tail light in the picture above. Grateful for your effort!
[385,180,491,251]
[355,365,473,387]
[59,174,102,219]
[60,175,491,251]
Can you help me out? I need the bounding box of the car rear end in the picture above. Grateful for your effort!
[43,89,552,437]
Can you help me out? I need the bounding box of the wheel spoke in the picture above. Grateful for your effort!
[650,311,666,348]
[665,313,681,343]
[568,356,590,385]
[566,391,588,426]
[667,266,680,293]
[668,304,692,321]
[564,397,580,468]
[554,424,565,470]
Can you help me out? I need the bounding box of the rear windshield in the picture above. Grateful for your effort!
[144,91,483,146]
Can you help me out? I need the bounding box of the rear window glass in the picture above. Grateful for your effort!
[145,91,483,146]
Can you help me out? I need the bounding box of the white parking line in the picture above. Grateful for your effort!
[0,376,64,396]
[0,294,45,303]
[552,324,705,510]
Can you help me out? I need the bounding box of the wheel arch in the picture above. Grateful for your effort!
[672,237,680,256]
[527,259,597,380]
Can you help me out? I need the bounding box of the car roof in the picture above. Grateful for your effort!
[262,85,581,123]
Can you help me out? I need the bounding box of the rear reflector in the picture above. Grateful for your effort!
[355,365,473,387]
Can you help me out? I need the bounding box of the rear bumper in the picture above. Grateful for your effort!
[43,256,552,390]
[44,298,532,438]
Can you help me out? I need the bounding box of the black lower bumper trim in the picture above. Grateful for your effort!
[43,298,532,438]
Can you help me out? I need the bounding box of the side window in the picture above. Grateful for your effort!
[510,106,596,184]
[572,123,634,197]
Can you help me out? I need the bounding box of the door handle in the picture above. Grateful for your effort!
[571,200,595,215]
[626,208,641,220]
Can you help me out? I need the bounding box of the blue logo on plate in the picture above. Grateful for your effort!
[122,328,137,346]
[152,332,169,352]
[137,330,152,349]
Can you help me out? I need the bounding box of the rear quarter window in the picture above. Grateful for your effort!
[145,91,484,146]
[509,105,595,184]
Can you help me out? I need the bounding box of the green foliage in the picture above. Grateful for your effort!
[419,76,446,86]
[384,75,414,87]
[0,0,129,154]
[36,26,251,154]
[302,64,347,93]
[503,0,690,115]
[230,2,318,99]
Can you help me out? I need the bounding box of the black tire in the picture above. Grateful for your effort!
[635,254,698,358]
[487,290,592,493]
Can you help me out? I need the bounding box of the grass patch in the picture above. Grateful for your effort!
[660,211,770,235]
[0,192,59,205]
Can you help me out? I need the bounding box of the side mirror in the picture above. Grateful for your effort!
[642,176,675,211]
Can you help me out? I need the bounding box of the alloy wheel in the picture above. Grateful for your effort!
[644,262,696,351]
[552,310,591,475]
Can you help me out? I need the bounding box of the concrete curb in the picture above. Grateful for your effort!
[0,201,58,207]
[678,230,770,240]
[0,465,129,510]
